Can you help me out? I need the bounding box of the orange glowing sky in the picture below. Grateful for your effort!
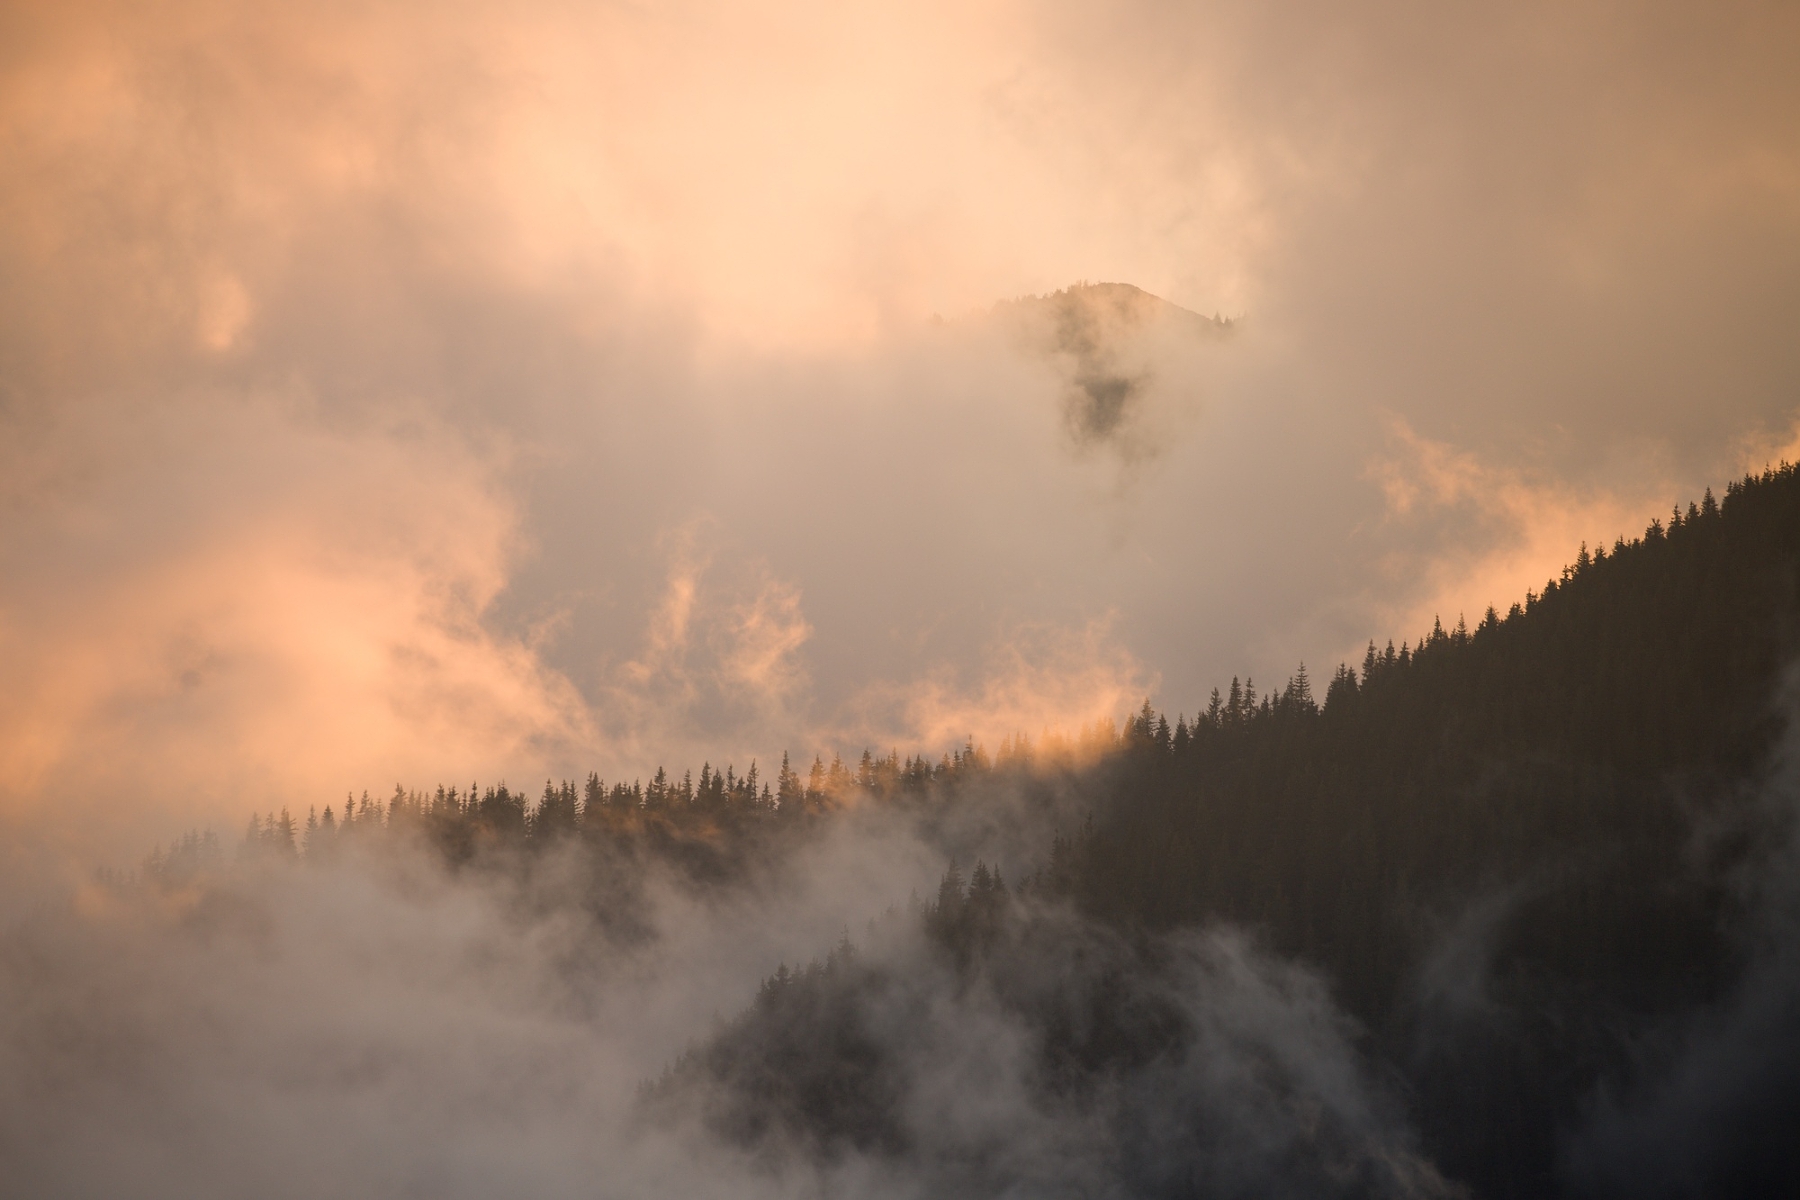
[3,0,1799,857]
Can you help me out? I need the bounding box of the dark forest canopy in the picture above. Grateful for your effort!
[204,464,1799,892]
[144,462,1800,1199]
[642,466,1800,1200]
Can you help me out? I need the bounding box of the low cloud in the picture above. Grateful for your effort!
[1562,667,1800,1194]
[0,784,1460,1200]
[996,282,1230,466]
[0,400,596,861]
[597,530,818,773]
[6,0,1800,841]
[836,617,1153,760]
[1357,419,1674,656]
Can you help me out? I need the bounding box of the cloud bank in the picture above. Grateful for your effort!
[3,0,1798,849]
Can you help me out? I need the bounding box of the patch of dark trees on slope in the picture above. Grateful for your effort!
[656,466,1800,1200]
[162,463,1800,1199]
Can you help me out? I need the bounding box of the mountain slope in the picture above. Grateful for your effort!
[663,465,1800,1199]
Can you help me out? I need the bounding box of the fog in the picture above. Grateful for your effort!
[0,835,871,1198]
[1563,665,1800,1194]
[0,780,1459,1199]
[3,0,1798,851]
[3,2,1800,1193]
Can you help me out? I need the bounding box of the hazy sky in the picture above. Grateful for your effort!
[4,0,1800,858]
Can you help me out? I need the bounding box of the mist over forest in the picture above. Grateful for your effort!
[6,468,1800,1197]
[7,1,1800,1196]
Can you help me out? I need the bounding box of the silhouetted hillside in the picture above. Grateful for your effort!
[146,464,1800,1199]
[655,464,1800,1200]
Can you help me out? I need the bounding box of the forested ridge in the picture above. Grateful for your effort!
[652,464,1800,1200]
[1073,470,1800,1027]
[149,463,1800,1198]
[1040,466,1800,1196]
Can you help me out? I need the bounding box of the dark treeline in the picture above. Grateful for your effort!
[1052,470,1800,1196]
[654,464,1800,1200]
[192,742,1014,873]
[165,731,1105,951]
[185,743,1068,946]
[155,464,1800,1198]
